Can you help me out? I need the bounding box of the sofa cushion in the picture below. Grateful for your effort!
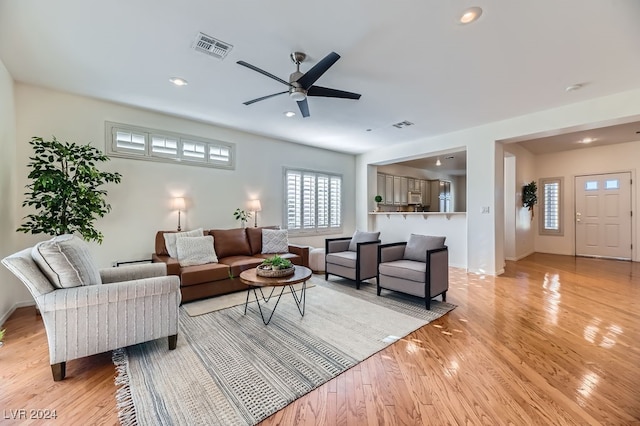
[176,235,217,267]
[163,228,204,258]
[348,230,380,252]
[210,228,252,258]
[325,251,357,268]
[246,226,279,255]
[180,262,231,287]
[379,259,426,283]
[218,255,263,278]
[262,229,289,254]
[31,234,102,289]
[403,234,446,262]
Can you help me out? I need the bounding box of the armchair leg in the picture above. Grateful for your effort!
[356,280,361,290]
[377,283,381,296]
[168,334,178,350]
[425,297,431,310]
[52,362,66,381]
[325,272,328,280]
[442,291,447,302]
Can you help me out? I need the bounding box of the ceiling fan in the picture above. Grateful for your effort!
[237,51,361,118]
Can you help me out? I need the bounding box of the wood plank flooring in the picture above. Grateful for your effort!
[0,253,638,425]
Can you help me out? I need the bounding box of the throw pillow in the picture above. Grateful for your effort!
[403,234,446,262]
[176,235,217,267]
[31,234,102,289]
[348,230,381,251]
[261,229,289,254]
[210,228,252,258]
[163,228,204,258]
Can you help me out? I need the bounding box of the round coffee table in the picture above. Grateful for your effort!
[240,266,312,325]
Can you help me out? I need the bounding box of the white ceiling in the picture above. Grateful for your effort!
[1,0,639,155]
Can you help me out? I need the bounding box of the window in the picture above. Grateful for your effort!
[285,168,342,234]
[539,177,563,236]
[106,122,235,169]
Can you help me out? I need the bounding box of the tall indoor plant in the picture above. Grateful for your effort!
[17,136,122,243]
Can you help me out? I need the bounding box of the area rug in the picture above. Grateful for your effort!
[113,276,455,425]
[183,282,314,316]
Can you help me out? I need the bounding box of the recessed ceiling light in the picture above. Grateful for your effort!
[284,111,296,118]
[436,158,442,166]
[460,7,482,24]
[169,77,188,86]
[566,83,583,92]
[445,155,455,159]
[578,137,596,144]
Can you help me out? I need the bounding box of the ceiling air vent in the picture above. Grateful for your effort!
[392,120,414,129]
[192,32,233,60]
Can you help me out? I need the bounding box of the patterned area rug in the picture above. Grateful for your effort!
[113,276,456,425]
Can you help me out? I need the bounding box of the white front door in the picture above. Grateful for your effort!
[575,173,632,260]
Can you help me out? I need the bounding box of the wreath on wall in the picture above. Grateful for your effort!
[522,181,538,218]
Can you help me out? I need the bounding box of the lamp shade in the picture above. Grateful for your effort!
[173,197,186,211]
[248,199,262,212]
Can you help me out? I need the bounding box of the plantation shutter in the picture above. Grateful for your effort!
[284,168,342,233]
[317,175,329,228]
[543,181,560,231]
[286,171,302,230]
[330,176,341,227]
[302,173,316,229]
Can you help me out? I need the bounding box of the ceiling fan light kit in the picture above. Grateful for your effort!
[237,51,361,118]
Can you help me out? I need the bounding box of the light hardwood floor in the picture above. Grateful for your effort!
[1,253,638,425]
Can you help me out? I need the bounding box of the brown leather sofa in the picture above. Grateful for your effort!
[153,227,309,303]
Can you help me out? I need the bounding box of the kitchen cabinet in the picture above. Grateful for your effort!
[385,175,394,205]
[393,176,401,204]
[377,173,386,204]
[400,177,408,205]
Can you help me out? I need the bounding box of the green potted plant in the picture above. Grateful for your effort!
[257,255,294,277]
[374,195,383,212]
[0,328,6,348]
[233,208,252,228]
[17,136,122,244]
[522,181,538,219]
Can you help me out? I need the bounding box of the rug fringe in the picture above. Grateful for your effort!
[113,348,138,426]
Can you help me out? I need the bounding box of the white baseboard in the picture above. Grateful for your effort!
[0,300,36,327]
[505,250,535,262]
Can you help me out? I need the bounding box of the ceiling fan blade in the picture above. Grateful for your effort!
[307,86,361,100]
[237,61,291,87]
[243,91,288,105]
[296,52,340,90]
[297,98,310,117]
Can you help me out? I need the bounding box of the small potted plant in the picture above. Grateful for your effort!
[0,328,5,348]
[233,208,252,228]
[257,255,294,277]
[374,195,383,211]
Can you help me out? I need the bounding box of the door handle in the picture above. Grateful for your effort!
[576,212,581,223]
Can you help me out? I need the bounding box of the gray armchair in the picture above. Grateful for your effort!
[2,240,181,381]
[325,231,381,289]
[377,234,449,309]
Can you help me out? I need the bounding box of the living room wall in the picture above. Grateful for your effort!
[0,60,31,324]
[10,84,356,304]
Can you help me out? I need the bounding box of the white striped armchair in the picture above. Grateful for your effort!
[2,242,181,381]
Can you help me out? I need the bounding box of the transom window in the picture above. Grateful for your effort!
[106,122,235,169]
[284,168,342,234]
[539,177,563,236]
